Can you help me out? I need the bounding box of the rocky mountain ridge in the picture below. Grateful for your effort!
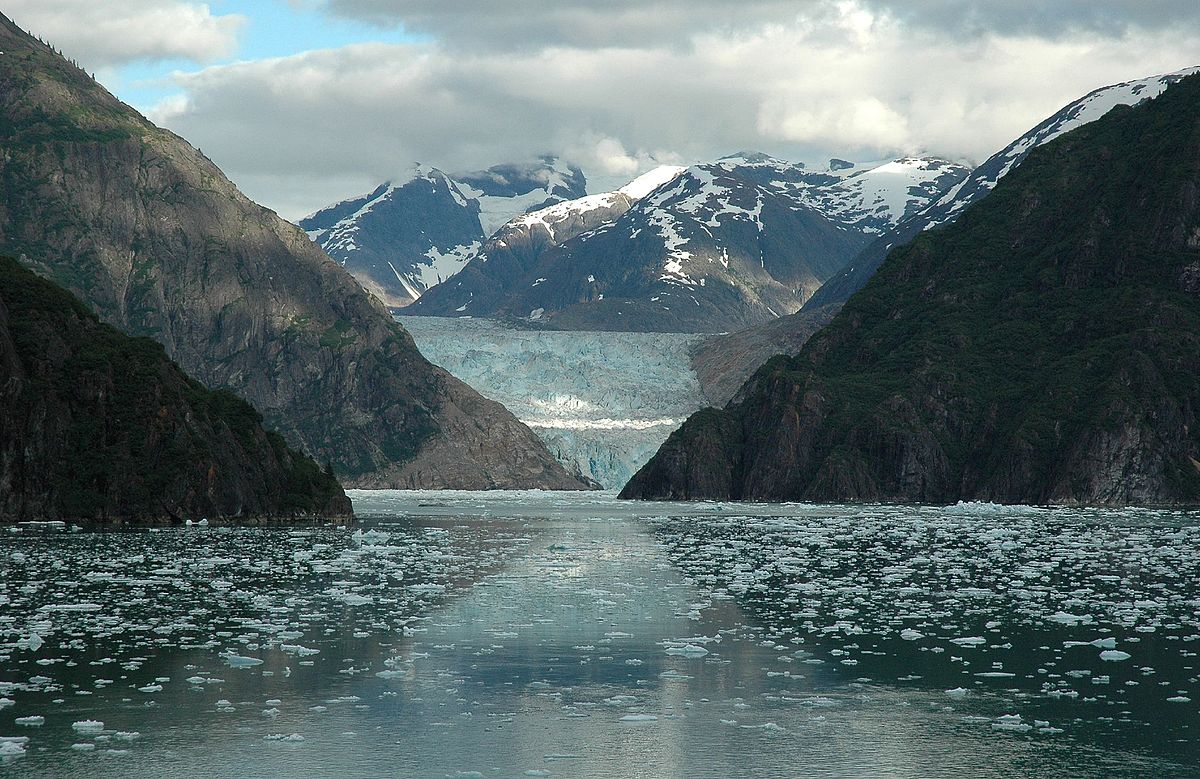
[299,158,586,307]
[0,256,352,524]
[0,13,588,491]
[406,156,966,332]
[624,72,1200,506]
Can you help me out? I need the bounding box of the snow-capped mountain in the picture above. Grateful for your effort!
[408,154,966,332]
[298,157,585,307]
[805,66,1200,311]
[714,152,970,234]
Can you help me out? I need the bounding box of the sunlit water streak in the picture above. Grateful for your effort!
[0,492,1196,777]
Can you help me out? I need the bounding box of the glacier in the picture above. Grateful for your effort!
[400,317,707,488]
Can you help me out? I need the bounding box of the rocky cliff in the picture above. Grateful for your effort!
[0,14,588,490]
[623,73,1200,506]
[0,256,351,524]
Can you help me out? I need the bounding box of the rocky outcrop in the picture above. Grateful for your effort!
[0,256,351,524]
[690,304,840,407]
[0,14,589,490]
[623,73,1200,506]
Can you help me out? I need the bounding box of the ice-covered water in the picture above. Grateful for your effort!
[399,317,707,488]
[0,494,1197,777]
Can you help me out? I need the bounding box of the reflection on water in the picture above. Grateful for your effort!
[0,492,1196,777]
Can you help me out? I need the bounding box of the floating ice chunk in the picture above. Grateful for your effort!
[375,670,405,679]
[1166,696,1191,703]
[280,645,320,657]
[1047,612,1092,626]
[221,653,264,668]
[950,637,986,647]
[900,629,925,641]
[619,714,658,722]
[138,684,163,693]
[70,742,97,751]
[1100,650,1132,662]
[72,720,104,734]
[664,643,709,658]
[0,739,25,757]
[944,687,969,698]
[15,717,44,726]
[264,733,305,742]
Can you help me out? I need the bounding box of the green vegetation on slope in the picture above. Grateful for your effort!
[624,73,1200,506]
[0,256,351,523]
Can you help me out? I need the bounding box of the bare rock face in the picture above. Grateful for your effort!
[0,15,588,491]
[624,74,1200,507]
[0,256,352,524]
[690,304,841,407]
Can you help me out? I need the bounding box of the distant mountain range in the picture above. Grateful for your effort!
[395,155,968,332]
[625,71,1200,506]
[300,159,586,307]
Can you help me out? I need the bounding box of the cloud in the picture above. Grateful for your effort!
[5,0,244,68]
[146,1,1200,220]
[316,0,1200,48]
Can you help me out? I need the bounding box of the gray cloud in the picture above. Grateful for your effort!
[135,1,1199,220]
[318,0,1200,48]
[6,0,244,68]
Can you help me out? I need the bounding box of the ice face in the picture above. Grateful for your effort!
[400,317,707,487]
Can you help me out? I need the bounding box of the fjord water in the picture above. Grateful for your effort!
[0,494,1196,777]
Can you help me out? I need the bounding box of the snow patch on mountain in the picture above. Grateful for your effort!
[400,316,706,488]
[927,66,1200,228]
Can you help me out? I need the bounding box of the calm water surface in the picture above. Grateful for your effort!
[0,492,1196,777]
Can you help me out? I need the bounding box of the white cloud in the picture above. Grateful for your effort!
[6,0,244,68]
[139,1,1199,220]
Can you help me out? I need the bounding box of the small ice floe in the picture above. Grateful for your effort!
[944,687,969,698]
[264,733,305,742]
[1064,637,1117,649]
[1047,612,1092,626]
[1166,696,1191,703]
[991,714,1032,733]
[70,742,96,751]
[221,653,264,668]
[974,672,1016,678]
[375,670,405,680]
[619,714,658,723]
[0,737,26,758]
[739,722,786,733]
[950,637,986,647]
[15,716,44,727]
[659,670,692,680]
[1099,650,1132,662]
[899,629,924,641]
[137,684,163,693]
[71,720,104,734]
[663,643,709,658]
[280,645,320,657]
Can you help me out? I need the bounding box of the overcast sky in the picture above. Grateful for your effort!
[7,0,1199,220]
